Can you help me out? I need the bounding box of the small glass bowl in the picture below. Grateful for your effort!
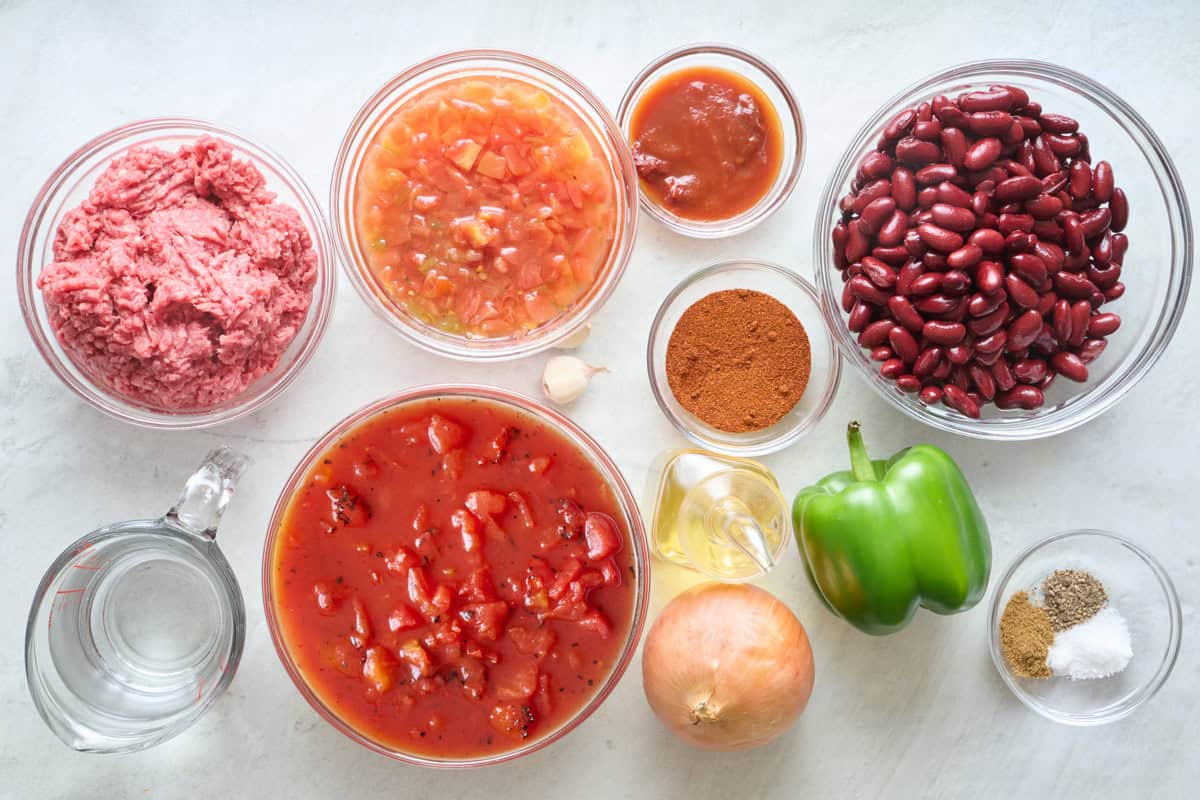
[647,260,841,456]
[815,59,1192,440]
[262,384,651,767]
[988,530,1182,725]
[331,50,639,361]
[16,118,335,430]
[617,43,804,238]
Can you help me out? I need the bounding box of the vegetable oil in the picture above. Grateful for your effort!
[647,450,790,581]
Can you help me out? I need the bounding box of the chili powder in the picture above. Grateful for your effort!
[665,289,810,433]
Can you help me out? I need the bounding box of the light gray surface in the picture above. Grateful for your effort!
[1,1,1197,797]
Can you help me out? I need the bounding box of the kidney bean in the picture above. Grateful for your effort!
[998,213,1036,235]
[1011,358,1048,384]
[886,326,918,364]
[935,181,973,209]
[941,270,971,296]
[1002,159,1034,179]
[1110,188,1129,232]
[847,300,873,332]
[858,258,896,289]
[1088,313,1121,337]
[971,262,1002,296]
[1054,271,1097,300]
[942,384,981,418]
[859,152,894,182]
[994,84,1029,107]
[871,346,894,362]
[916,294,959,315]
[974,347,1002,366]
[896,260,924,295]
[917,223,964,253]
[1051,298,1073,343]
[996,385,1045,410]
[1104,282,1125,302]
[849,275,892,305]
[1041,170,1068,194]
[888,166,915,211]
[903,229,926,259]
[1025,194,1064,219]
[947,342,975,364]
[1005,310,1043,352]
[896,374,922,393]
[933,100,969,128]
[840,280,856,312]
[967,111,1014,137]
[1016,139,1037,174]
[1031,220,1063,245]
[858,319,896,349]
[931,204,977,233]
[912,347,944,379]
[859,196,896,234]
[907,272,943,297]
[1037,112,1078,134]
[1092,233,1114,268]
[916,163,957,185]
[964,228,1003,256]
[914,119,943,140]
[1031,241,1065,272]
[968,364,997,400]
[922,320,967,346]
[1068,160,1092,199]
[940,128,968,169]
[1079,338,1108,363]
[967,191,987,218]
[1043,133,1081,158]
[880,358,906,379]
[938,297,970,322]
[1111,233,1129,264]
[1080,208,1112,240]
[963,137,1002,171]
[959,89,1014,112]
[896,136,942,165]
[995,176,1042,202]
[853,179,892,213]
[932,358,954,381]
[874,211,907,248]
[1005,273,1039,308]
[1016,115,1042,138]
[884,108,917,140]
[970,302,1011,337]
[991,359,1017,391]
[1051,351,1089,382]
[919,386,944,405]
[845,219,871,263]
[1035,291,1057,317]
[1089,289,1106,309]
[881,297,919,335]
[944,244,983,272]
[1092,161,1114,202]
[1062,214,1086,253]
[1001,118,1026,145]
[1007,253,1046,286]
[922,252,948,272]
[1031,135,1061,176]
[1067,301,1090,348]
[968,290,1005,318]
[832,222,849,267]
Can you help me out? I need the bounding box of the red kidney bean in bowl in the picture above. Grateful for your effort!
[815,60,1191,440]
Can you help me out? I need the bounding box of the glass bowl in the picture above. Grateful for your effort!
[647,260,841,456]
[331,50,639,361]
[617,43,804,238]
[988,530,1181,725]
[261,384,651,767]
[814,59,1191,440]
[16,118,335,430]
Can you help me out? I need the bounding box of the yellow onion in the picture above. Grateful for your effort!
[642,582,814,750]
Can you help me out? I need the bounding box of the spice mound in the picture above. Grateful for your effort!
[998,567,1132,681]
[38,136,317,410]
[666,289,810,433]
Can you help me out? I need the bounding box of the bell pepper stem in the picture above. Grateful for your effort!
[847,421,879,481]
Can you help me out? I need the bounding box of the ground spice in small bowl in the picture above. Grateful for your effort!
[665,289,811,433]
[1041,568,1107,631]
[999,590,1054,679]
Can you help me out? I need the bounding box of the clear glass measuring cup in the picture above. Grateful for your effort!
[25,447,249,753]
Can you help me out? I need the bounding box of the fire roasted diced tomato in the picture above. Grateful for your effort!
[481,427,512,464]
[458,567,497,603]
[495,659,539,701]
[398,640,434,682]
[508,625,556,660]
[428,414,468,454]
[327,485,370,527]
[363,645,398,693]
[576,609,612,639]
[386,545,420,575]
[489,702,534,739]
[458,600,510,641]
[584,512,621,560]
[388,605,422,633]
[548,557,583,601]
[545,580,588,621]
[508,490,535,528]
[312,580,341,614]
[458,656,487,700]
[350,596,373,648]
[451,508,482,554]
[555,498,586,540]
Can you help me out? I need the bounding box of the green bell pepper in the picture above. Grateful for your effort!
[792,421,990,635]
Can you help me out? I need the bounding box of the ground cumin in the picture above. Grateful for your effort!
[665,289,811,433]
[999,590,1054,679]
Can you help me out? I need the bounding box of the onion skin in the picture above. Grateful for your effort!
[641,582,815,751]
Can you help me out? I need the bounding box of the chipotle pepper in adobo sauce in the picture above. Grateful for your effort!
[630,66,784,221]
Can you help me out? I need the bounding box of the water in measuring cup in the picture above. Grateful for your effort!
[40,529,237,741]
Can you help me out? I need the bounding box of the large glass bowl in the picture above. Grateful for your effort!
[16,118,335,429]
[261,384,651,767]
[814,60,1191,440]
[331,50,639,361]
[988,530,1181,725]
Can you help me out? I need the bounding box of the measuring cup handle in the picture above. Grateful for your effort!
[164,447,251,541]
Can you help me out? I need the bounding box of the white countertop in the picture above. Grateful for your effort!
[2,1,1197,796]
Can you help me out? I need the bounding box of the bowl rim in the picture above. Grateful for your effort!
[16,116,336,430]
[813,58,1193,440]
[260,383,651,767]
[616,41,805,239]
[986,528,1183,726]
[329,48,639,362]
[646,259,842,455]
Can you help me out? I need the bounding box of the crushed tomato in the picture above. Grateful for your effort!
[271,397,635,758]
[354,76,619,339]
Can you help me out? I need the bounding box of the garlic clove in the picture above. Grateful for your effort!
[542,355,607,405]
[554,322,592,349]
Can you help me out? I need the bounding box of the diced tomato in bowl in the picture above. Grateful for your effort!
[265,387,648,766]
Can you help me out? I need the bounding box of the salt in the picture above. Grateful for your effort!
[1046,607,1133,680]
